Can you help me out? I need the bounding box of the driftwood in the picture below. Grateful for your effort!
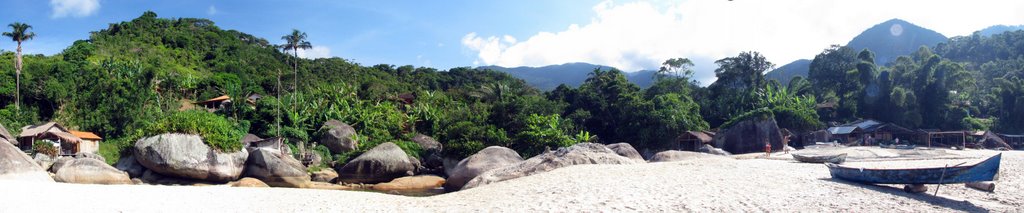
[965,182,996,192]
[903,184,927,193]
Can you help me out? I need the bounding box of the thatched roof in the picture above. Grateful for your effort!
[19,122,68,138]
[0,123,12,142]
[39,131,82,144]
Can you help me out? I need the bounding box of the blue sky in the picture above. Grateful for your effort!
[0,0,602,69]
[2,0,1024,85]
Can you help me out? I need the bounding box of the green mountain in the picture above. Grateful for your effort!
[479,63,658,90]
[846,19,947,65]
[764,59,810,85]
[767,19,947,83]
[977,25,1024,37]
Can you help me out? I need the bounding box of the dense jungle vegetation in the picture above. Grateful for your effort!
[2,12,1022,165]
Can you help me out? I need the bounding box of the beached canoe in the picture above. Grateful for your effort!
[879,144,916,149]
[826,154,1001,184]
[792,153,847,164]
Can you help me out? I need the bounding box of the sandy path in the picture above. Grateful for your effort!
[1,150,1020,212]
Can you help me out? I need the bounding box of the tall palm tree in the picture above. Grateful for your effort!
[280,29,312,110]
[3,22,35,110]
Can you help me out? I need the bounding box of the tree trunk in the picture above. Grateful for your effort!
[292,47,298,112]
[277,68,282,137]
[15,41,22,111]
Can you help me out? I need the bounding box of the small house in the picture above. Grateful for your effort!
[676,131,715,151]
[195,95,231,111]
[17,122,71,151]
[69,130,103,154]
[998,133,1024,150]
[827,119,917,146]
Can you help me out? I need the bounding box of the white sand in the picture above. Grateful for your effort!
[1,150,1021,212]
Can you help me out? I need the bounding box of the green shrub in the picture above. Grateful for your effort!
[33,141,58,157]
[720,107,774,129]
[514,114,580,157]
[146,110,245,152]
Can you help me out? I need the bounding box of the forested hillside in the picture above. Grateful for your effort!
[2,12,1023,166]
[0,12,712,164]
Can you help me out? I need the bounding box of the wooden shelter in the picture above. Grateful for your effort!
[195,95,231,111]
[920,130,966,148]
[17,122,70,151]
[69,130,103,154]
[676,131,714,151]
[998,133,1024,150]
[38,131,83,156]
[827,119,917,146]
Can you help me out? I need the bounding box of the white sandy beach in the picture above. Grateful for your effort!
[1,149,1020,212]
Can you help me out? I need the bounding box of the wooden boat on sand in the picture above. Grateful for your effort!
[826,154,1002,184]
[792,153,847,164]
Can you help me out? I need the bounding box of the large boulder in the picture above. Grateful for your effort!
[114,154,146,178]
[50,157,73,173]
[230,177,269,187]
[697,144,732,156]
[134,133,248,182]
[74,152,106,162]
[412,134,445,175]
[54,158,132,184]
[311,168,338,183]
[335,142,415,184]
[649,150,729,162]
[411,134,442,153]
[605,143,644,161]
[244,148,311,188]
[33,153,56,171]
[318,120,358,154]
[713,116,785,154]
[463,143,638,190]
[0,139,54,182]
[444,146,523,191]
[372,175,445,191]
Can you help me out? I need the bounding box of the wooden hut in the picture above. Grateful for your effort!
[194,95,231,111]
[827,119,916,146]
[676,131,714,151]
[998,133,1024,150]
[69,130,103,154]
[17,122,71,151]
[38,131,83,156]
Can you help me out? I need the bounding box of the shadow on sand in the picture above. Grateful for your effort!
[820,178,990,212]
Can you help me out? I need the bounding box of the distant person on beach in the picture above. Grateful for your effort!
[764,142,771,158]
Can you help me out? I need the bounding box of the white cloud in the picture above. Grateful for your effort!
[462,0,1024,85]
[207,5,218,16]
[286,46,332,59]
[49,0,100,18]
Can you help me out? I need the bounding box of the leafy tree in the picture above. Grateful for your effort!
[3,22,35,110]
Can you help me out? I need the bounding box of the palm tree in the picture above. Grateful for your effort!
[280,29,312,110]
[3,22,35,110]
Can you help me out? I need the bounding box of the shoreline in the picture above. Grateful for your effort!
[2,149,1021,212]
